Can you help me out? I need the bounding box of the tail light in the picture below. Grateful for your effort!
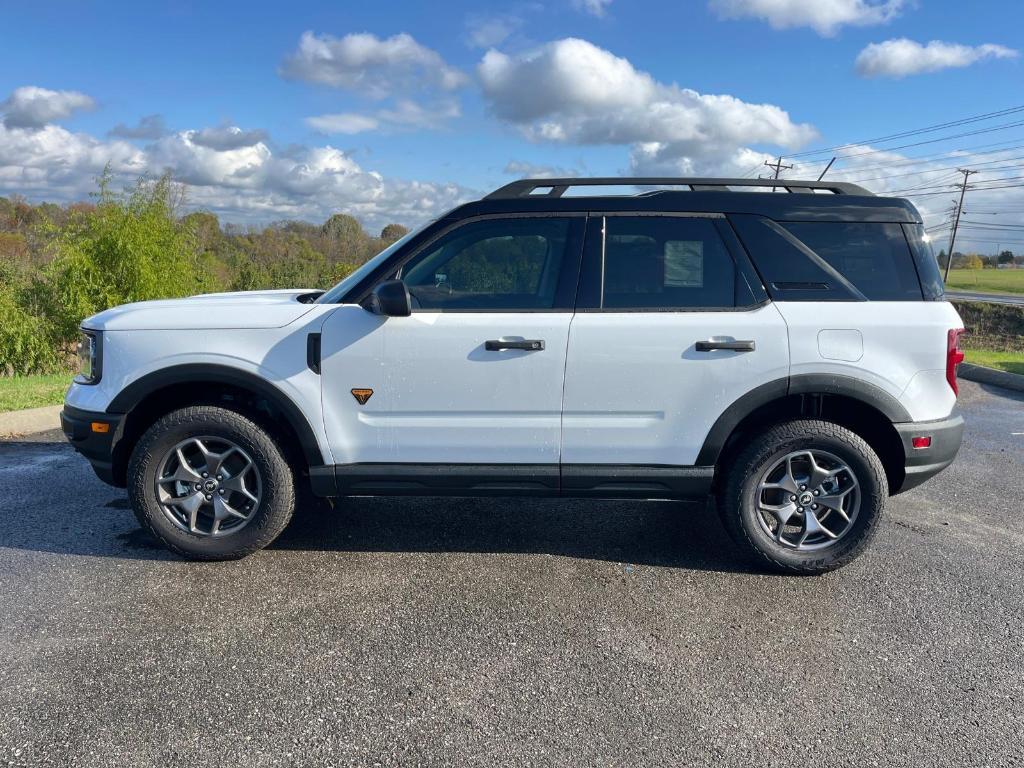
[946,328,965,395]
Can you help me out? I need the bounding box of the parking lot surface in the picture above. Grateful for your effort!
[1,380,1022,767]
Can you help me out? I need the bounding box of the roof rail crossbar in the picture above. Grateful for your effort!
[485,177,873,199]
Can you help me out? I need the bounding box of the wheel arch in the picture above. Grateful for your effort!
[700,375,908,495]
[106,364,325,487]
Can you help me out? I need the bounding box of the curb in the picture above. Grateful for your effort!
[959,363,1024,393]
[0,404,63,438]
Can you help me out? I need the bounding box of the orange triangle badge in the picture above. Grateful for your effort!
[351,388,374,405]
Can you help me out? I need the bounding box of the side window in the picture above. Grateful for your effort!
[782,222,924,301]
[728,214,862,302]
[400,217,575,310]
[600,216,755,309]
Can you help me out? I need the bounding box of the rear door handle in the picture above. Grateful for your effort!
[485,339,545,351]
[695,339,756,352]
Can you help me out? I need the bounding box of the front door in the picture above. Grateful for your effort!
[319,215,585,483]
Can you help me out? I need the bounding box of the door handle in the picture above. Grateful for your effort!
[695,339,756,352]
[485,339,545,351]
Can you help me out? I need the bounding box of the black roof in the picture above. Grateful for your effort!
[446,177,922,224]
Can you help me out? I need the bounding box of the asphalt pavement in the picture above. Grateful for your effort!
[1,380,1022,767]
[947,289,1024,306]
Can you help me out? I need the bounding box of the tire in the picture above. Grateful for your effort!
[718,419,887,575]
[127,405,296,560]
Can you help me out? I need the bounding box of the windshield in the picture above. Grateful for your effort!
[317,222,432,304]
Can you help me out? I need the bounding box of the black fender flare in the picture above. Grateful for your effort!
[107,363,326,467]
[696,374,910,466]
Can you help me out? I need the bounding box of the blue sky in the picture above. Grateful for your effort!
[1,0,1022,250]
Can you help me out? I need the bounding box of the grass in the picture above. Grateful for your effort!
[945,269,1024,295]
[965,347,1024,376]
[0,373,72,413]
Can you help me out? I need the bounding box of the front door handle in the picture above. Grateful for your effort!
[695,339,756,352]
[485,339,545,351]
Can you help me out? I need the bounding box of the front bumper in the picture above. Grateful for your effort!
[61,405,123,486]
[893,411,964,493]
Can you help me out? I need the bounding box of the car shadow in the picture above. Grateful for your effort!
[2,435,756,573]
[268,493,758,574]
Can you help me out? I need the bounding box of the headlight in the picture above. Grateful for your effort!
[76,330,101,384]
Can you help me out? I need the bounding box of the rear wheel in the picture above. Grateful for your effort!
[719,419,887,574]
[128,405,295,560]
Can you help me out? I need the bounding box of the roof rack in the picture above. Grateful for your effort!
[485,177,873,199]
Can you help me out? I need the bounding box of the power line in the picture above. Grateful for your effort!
[839,157,1024,184]
[810,138,1024,175]
[905,183,1024,197]
[787,104,1024,160]
[822,119,1024,163]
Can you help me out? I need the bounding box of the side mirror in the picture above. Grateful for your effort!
[367,279,412,317]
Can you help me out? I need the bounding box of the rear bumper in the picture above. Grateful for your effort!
[893,411,964,494]
[61,405,123,486]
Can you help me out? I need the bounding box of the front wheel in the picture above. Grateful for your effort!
[127,405,296,560]
[719,419,887,575]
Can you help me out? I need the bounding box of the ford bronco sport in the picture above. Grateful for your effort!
[61,177,965,573]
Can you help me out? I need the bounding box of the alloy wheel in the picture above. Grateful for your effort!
[154,436,262,537]
[755,449,861,550]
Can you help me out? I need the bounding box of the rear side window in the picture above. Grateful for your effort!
[728,214,862,302]
[729,215,926,301]
[594,216,756,309]
[781,222,923,301]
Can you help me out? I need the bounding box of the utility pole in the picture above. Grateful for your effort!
[943,168,978,282]
[763,156,793,192]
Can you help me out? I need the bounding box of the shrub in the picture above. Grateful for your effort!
[40,170,211,340]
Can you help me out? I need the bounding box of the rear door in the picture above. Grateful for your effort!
[560,213,789,468]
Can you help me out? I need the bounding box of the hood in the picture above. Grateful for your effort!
[83,289,323,331]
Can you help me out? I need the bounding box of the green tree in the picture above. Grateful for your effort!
[962,253,984,270]
[321,213,363,243]
[380,223,408,244]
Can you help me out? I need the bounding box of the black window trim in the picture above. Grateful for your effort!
[575,211,771,314]
[356,212,588,314]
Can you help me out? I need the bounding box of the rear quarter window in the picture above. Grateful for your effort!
[781,221,923,301]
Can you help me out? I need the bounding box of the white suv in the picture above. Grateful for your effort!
[62,177,965,573]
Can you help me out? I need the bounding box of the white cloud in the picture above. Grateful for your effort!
[0,116,469,230]
[478,38,815,174]
[189,125,269,151]
[629,144,779,178]
[709,0,903,36]
[503,159,580,178]
[280,31,468,98]
[1,86,95,129]
[108,114,167,140]
[0,123,145,198]
[307,99,460,135]
[465,14,524,48]
[856,39,1019,78]
[307,113,381,135]
[573,0,613,18]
